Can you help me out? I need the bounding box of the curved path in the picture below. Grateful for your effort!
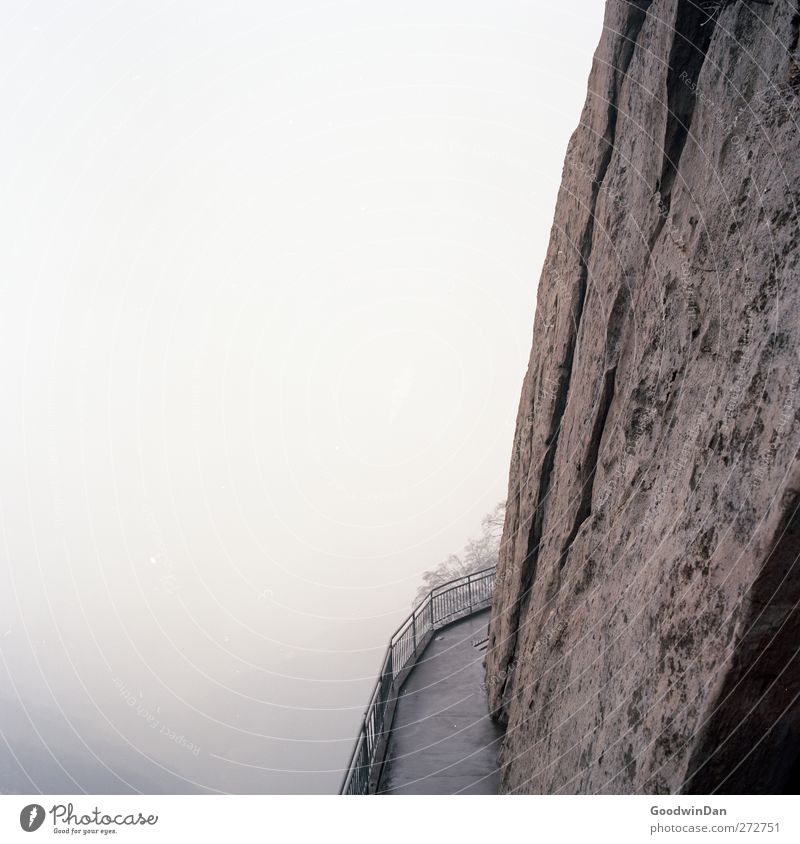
[377,609,504,794]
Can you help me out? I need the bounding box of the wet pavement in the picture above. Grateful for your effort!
[378,609,504,794]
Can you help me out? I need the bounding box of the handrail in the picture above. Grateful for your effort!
[339,565,497,795]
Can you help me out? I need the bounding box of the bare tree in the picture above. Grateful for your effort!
[413,501,506,606]
[479,500,506,541]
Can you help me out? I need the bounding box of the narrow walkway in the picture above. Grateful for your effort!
[377,609,503,794]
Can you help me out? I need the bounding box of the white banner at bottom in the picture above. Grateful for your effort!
[1,794,796,843]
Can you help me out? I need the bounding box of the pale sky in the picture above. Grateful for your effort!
[0,1,605,793]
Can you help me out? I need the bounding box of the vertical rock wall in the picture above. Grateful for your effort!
[486,0,800,793]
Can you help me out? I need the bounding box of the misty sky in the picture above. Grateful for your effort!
[0,1,604,793]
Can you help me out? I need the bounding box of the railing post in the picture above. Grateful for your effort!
[468,574,473,611]
[411,610,417,653]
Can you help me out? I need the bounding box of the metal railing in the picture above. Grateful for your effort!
[339,566,496,795]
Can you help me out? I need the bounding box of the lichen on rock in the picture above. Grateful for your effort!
[486,0,800,794]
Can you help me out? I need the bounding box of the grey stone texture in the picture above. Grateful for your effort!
[485,0,800,794]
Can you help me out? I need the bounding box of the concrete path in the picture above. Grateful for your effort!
[377,609,504,794]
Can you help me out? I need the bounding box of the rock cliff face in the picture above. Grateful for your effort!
[486,0,800,794]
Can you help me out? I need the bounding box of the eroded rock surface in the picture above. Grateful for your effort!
[486,0,800,794]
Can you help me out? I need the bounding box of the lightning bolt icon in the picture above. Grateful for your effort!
[28,806,38,829]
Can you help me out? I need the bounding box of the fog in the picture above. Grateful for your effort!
[0,0,603,793]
